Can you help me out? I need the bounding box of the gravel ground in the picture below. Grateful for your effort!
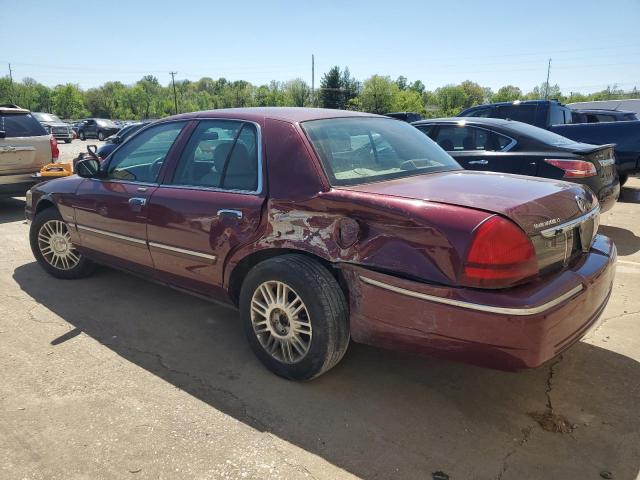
[0,179,639,479]
[57,139,106,163]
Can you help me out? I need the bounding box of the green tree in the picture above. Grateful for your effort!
[392,89,424,113]
[319,66,343,109]
[360,75,397,114]
[395,76,408,91]
[51,84,88,118]
[492,85,523,102]
[341,68,360,109]
[284,78,310,107]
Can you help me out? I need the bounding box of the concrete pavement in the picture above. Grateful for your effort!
[0,176,639,480]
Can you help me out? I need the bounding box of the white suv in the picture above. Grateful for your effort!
[0,104,58,197]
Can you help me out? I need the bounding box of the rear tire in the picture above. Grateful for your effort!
[98,131,105,141]
[619,173,628,187]
[79,131,86,141]
[30,208,94,279]
[239,254,350,381]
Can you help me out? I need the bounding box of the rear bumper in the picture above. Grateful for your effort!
[0,173,39,197]
[342,234,616,370]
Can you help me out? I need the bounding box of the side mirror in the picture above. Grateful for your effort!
[76,158,101,178]
[0,130,5,138]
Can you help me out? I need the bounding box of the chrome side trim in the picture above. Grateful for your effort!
[359,276,584,316]
[76,225,147,245]
[540,206,600,238]
[148,241,217,262]
[76,225,218,262]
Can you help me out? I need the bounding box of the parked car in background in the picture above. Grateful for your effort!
[32,112,73,143]
[414,118,619,212]
[0,104,58,197]
[458,100,640,185]
[77,118,120,141]
[97,121,151,158]
[386,111,423,122]
[26,107,615,380]
[571,109,638,123]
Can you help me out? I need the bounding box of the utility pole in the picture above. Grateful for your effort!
[8,63,14,102]
[170,71,178,115]
[311,54,315,107]
[544,58,552,99]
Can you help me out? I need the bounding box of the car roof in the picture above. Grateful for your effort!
[413,117,514,127]
[163,107,381,124]
[0,104,30,114]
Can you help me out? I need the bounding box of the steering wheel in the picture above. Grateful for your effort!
[150,155,165,179]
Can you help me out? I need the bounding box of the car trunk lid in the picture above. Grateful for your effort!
[340,170,597,235]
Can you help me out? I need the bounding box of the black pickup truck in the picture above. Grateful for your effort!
[459,100,640,185]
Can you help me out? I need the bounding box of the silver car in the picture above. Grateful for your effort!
[0,104,57,197]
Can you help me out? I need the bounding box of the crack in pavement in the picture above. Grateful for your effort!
[495,425,533,480]
[545,355,563,412]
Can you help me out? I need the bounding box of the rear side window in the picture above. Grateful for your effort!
[171,120,259,192]
[432,125,511,151]
[0,113,47,137]
[623,113,637,121]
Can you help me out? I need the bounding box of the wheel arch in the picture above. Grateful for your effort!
[226,248,348,307]
[34,196,57,216]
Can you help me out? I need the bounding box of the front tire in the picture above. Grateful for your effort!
[64,139,71,144]
[239,255,350,381]
[29,208,94,279]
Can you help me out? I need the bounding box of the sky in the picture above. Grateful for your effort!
[1,0,639,94]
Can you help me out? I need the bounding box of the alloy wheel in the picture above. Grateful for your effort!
[250,280,312,364]
[37,220,80,270]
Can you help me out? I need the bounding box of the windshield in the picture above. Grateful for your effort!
[96,119,117,128]
[33,112,62,123]
[506,121,578,147]
[302,117,460,186]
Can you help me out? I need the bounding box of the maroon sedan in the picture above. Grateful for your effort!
[26,108,616,380]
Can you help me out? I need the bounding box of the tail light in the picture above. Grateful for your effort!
[49,135,59,162]
[544,158,596,178]
[460,216,538,289]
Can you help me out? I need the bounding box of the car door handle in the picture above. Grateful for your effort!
[468,160,489,165]
[217,209,243,220]
[128,197,147,212]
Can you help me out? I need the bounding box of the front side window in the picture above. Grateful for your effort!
[171,120,259,192]
[107,121,186,183]
[302,117,460,186]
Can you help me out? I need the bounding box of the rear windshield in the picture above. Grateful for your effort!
[506,121,578,147]
[96,119,117,128]
[32,112,62,123]
[302,117,460,186]
[0,113,47,137]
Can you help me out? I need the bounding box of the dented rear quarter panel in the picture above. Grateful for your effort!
[224,117,492,290]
